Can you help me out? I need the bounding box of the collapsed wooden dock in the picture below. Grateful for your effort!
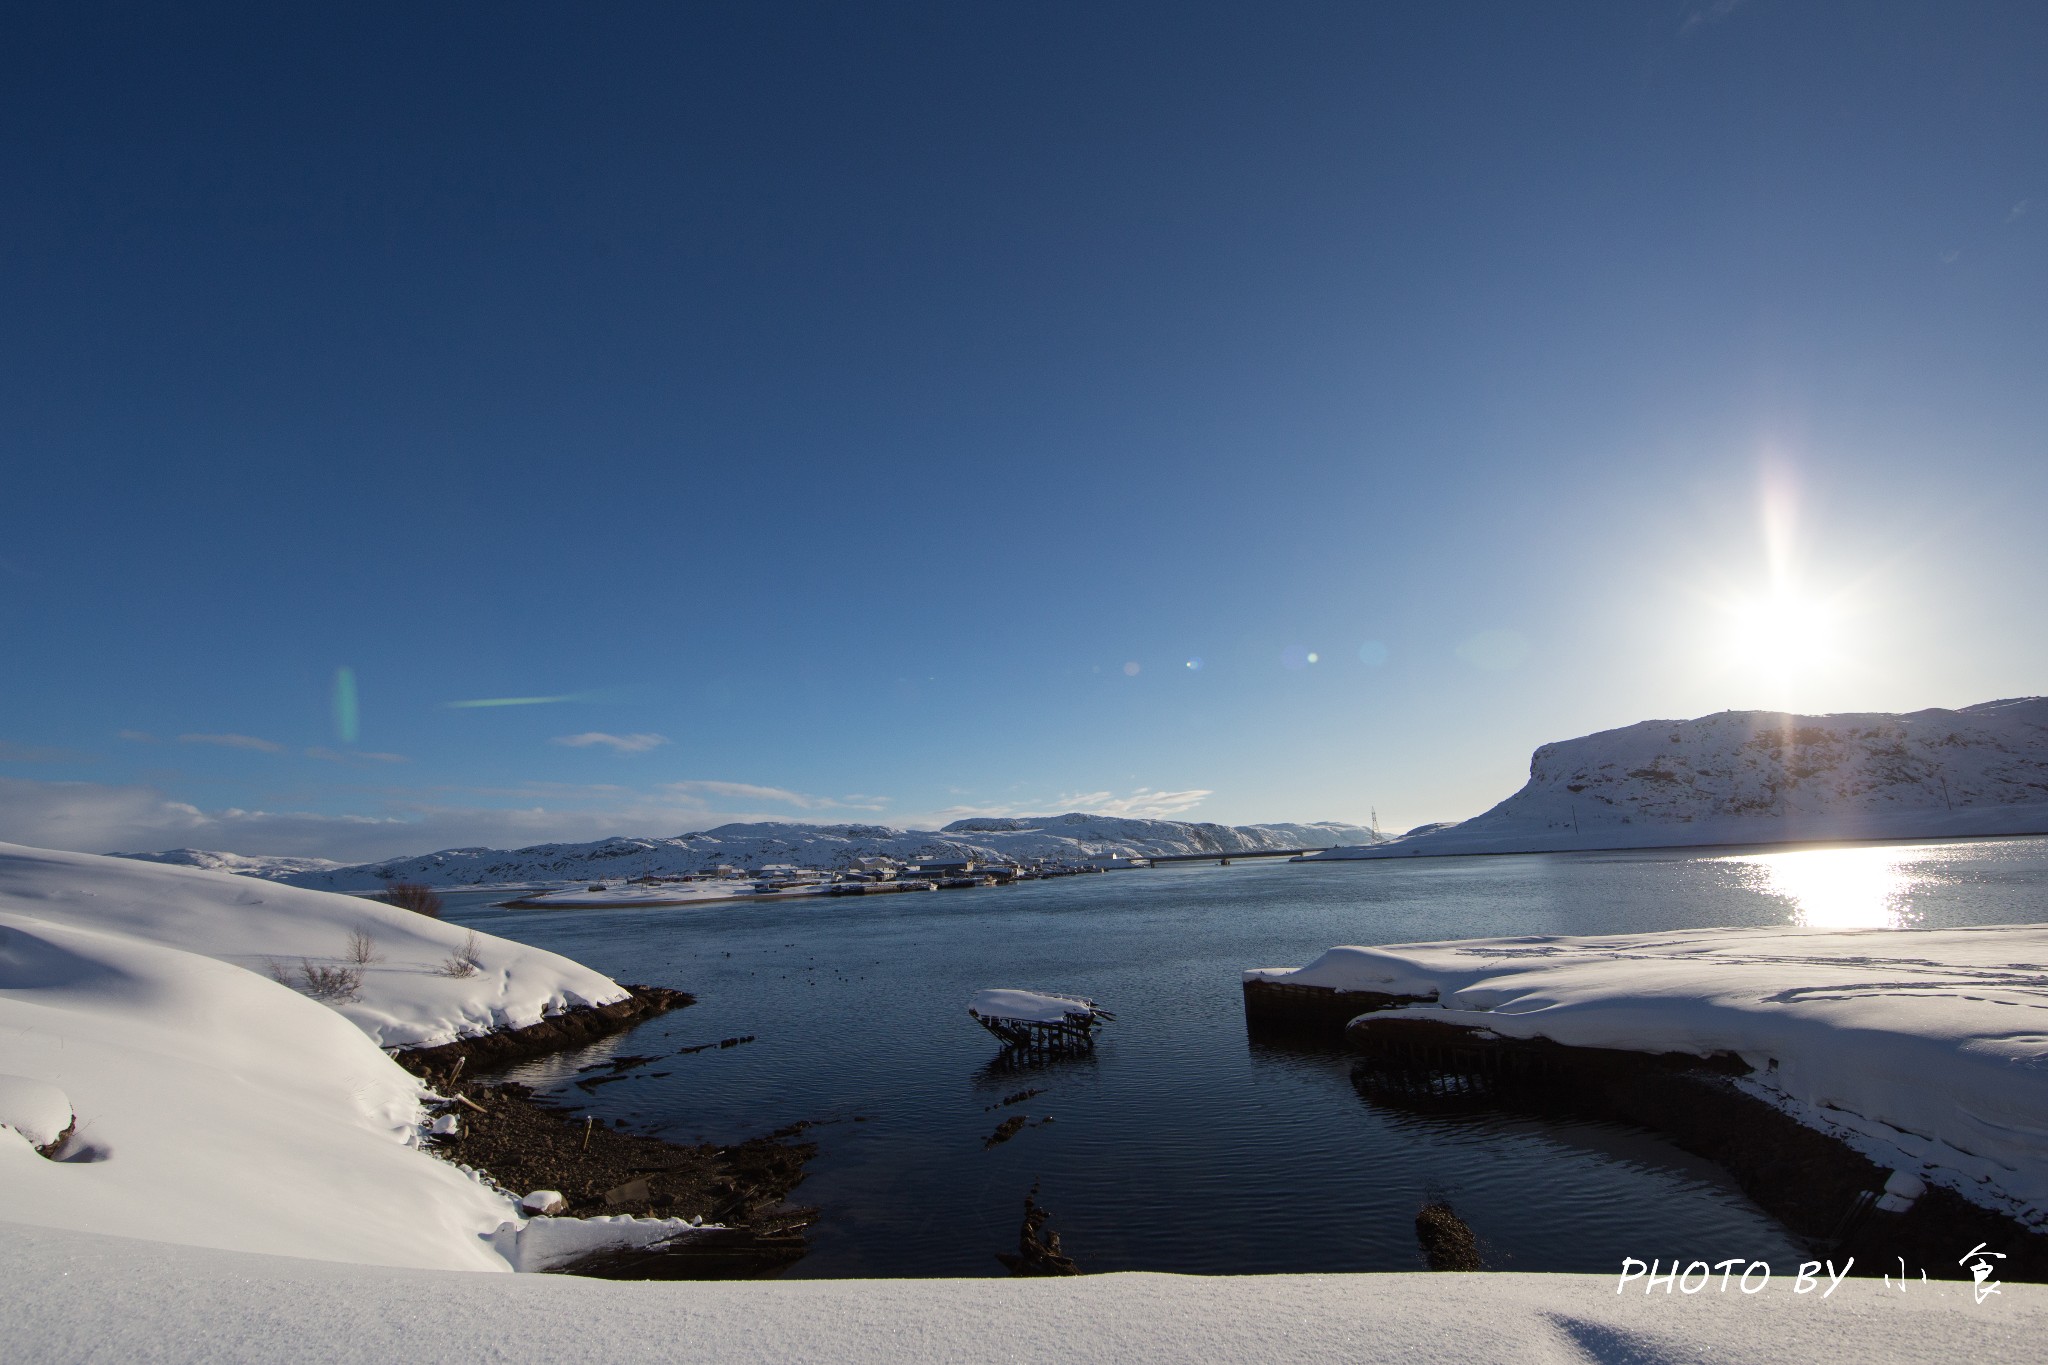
[968,989,1114,1055]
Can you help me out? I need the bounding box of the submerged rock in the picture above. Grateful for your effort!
[1415,1202,1483,1271]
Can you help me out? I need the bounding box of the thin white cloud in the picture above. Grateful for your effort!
[1060,787,1214,818]
[929,803,1027,822]
[1679,0,1749,37]
[446,694,586,709]
[658,781,888,812]
[550,732,670,753]
[0,741,80,763]
[304,747,410,765]
[117,729,158,743]
[178,732,285,753]
[932,787,1215,822]
[0,775,859,863]
[2009,199,2032,223]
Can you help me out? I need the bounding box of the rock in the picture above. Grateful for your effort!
[0,1076,75,1156]
[995,1191,1081,1276]
[1415,1202,1484,1271]
[604,1177,652,1207]
[521,1190,569,1215]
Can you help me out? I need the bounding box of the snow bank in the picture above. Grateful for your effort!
[0,908,519,1268]
[0,843,695,1272]
[5,1221,2041,1365]
[1304,698,2048,860]
[488,1213,713,1272]
[969,988,1103,1023]
[1251,924,2048,1224]
[0,842,628,1048]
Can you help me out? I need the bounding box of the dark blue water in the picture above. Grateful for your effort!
[441,837,2048,1277]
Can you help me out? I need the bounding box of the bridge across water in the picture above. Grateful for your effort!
[1141,848,1327,865]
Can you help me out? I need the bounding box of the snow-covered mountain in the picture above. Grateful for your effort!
[111,848,345,877]
[229,814,1376,892]
[1307,697,2048,861]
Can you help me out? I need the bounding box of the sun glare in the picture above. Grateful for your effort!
[1719,845,1935,929]
[1698,470,1866,710]
[1728,591,1838,674]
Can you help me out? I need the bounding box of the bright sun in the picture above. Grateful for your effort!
[1728,591,1837,673]
[1717,584,1849,709]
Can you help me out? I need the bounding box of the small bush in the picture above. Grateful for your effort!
[262,957,295,987]
[298,959,363,1002]
[344,928,381,965]
[377,881,444,918]
[435,930,485,979]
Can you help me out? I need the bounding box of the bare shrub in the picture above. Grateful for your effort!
[344,928,381,965]
[262,957,295,986]
[377,881,444,918]
[298,959,363,1002]
[435,930,485,979]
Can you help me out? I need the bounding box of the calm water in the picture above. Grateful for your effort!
[442,836,2048,1278]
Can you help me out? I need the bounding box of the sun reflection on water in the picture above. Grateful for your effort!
[1718,845,1938,929]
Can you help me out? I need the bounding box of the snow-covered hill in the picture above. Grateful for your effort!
[244,814,1378,892]
[0,843,651,1271]
[111,847,344,878]
[1308,697,2048,861]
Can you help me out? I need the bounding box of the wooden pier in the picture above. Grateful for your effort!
[968,991,1115,1056]
[1239,977,1428,1043]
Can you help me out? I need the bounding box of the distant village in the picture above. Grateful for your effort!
[501,853,1157,909]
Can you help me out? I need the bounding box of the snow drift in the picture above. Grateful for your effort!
[0,842,627,1048]
[0,843,674,1271]
[1305,697,2048,860]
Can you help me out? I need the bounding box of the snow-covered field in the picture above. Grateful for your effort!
[1249,923,2048,1227]
[177,814,1379,893]
[0,843,694,1273]
[5,1221,2040,1365]
[1306,697,2048,860]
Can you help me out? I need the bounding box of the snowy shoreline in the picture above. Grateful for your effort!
[1248,924,2048,1235]
[1300,813,2048,862]
[0,843,713,1274]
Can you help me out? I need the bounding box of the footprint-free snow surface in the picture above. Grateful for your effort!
[0,843,685,1270]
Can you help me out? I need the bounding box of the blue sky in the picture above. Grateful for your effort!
[3,1,2044,860]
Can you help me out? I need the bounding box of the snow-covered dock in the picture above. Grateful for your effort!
[968,989,1114,1054]
[1246,924,2048,1231]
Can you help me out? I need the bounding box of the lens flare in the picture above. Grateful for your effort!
[333,667,359,744]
